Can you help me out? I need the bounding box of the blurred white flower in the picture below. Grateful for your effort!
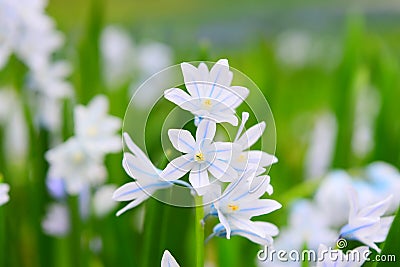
[161,250,180,267]
[275,31,311,68]
[0,0,73,131]
[315,171,353,227]
[42,203,70,237]
[45,137,107,195]
[74,95,122,155]
[113,133,172,216]
[131,42,173,109]
[209,171,280,242]
[304,112,337,179]
[340,187,394,253]
[164,59,249,126]
[275,200,337,252]
[0,88,28,163]
[366,162,400,213]
[161,119,237,195]
[93,184,118,218]
[0,183,10,206]
[100,26,136,87]
[315,244,369,267]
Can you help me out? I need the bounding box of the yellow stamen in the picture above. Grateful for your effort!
[228,204,239,211]
[202,99,212,109]
[194,152,205,162]
[237,154,246,163]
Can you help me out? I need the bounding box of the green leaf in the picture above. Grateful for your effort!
[376,207,400,267]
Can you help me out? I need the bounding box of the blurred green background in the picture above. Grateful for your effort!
[1,0,400,266]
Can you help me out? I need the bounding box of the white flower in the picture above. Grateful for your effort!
[304,112,337,179]
[231,112,277,176]
[274,200,337,252]
[113,133,172,216]
[210,171,281,241]
[212,221,278,245]
[100,26,136,87]
[315,171,354,227]
[161,119,237,195]
[366,161,400,213]
[93,184,118,218]
[0,183,10,206]
[164,59,249,126]
[45,137,107,195]
[339,187,394,253]
[315,244,369,267]
[42,203,70,237]
[161,250,180,267]
[74,95,122,155]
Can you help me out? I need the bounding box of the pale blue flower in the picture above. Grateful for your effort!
[231,112,277,176]
[339,187,394,253]
[113,133,172,216]
[161,250,180,267]
[164,59,249,126]
[161,119,237,195]
[209,171,281,240]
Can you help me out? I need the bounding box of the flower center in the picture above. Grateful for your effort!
[87,126,98,137]
[237,154,246,163]
[202,99,213,109]
[228,204,239,212]
[72,152,84,163]
[194,152,205,162]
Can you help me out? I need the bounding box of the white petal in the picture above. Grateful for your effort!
[161,155,194,181]
[189,166,210,195]
[123,152,159,180]
[238,199,282,218]
[113,182,146,201]
[181,62,202,98]
[161,250,180,267]
[212,142,235,160]
[236,121,265,150]
[246,151,278,168]
[217,209,231,239]
[347,186,359,222]
[164,88,197,112]
[204,112,238,126]
[116,195,149,216]
[208,59,233,97]
[208,159,237,182]
[230,85,249,105]
[373,216,394,242]
[196,119,216,143]
[358,194,393,218]
[123,133,154,167]
[168,129,196,154]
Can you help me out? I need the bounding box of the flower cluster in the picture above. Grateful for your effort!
[0,0,72,130]
[263,163,398,267]
[114,59,281,247]
[46,95,121,195]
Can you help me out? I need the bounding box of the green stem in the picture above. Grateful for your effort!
[195,195,204,267]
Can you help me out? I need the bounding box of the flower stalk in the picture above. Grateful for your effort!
[195,195,204,267]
